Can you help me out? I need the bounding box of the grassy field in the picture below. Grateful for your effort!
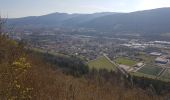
[88,56,117,71]
[115,57,137,66]
[161,69,170,80]
[137,52,156,63]
[137,65,163,76]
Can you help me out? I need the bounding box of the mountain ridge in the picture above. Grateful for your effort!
[7,7,170,36]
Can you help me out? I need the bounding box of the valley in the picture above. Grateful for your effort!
[9,29,170,82]
[2,1,170,99]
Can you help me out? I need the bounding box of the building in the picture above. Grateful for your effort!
[155,57,168,64]
[135,62,144,67]
[166,55,170,59]
[150,52,162,56]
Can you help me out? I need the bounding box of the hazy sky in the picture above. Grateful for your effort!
[1,0,170,18]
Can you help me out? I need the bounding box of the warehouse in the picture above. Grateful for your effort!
[155,57,168,64]
[150,52,162,56]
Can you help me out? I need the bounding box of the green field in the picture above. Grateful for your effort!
[137,65,163,76]
[161,69,170,80]
[115,57,136,66]
[137,52,156,63]
[88,56,117,71]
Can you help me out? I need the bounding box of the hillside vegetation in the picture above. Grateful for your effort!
[0,35,170,99]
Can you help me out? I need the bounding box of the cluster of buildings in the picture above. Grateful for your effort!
[122,39,170,50]
[150,52,170,64]
[26,33,127,60]
[10,29,170,67]
[155,57,168,64]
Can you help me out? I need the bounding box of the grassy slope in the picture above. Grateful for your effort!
[87,56,116,71]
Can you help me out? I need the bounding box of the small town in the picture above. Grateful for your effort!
[9,30,170,81]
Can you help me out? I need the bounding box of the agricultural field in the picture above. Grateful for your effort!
[137,65,163,76]
[161,69,170,80]
[137,53,156,63]
[115,57,137,66]
[87,56,117,71]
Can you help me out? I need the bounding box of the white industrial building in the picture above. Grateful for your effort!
[150,52,162,56]
[155,57,168,64]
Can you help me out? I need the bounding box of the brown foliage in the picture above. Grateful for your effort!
[0,35,169,100]
[25,52,167,100]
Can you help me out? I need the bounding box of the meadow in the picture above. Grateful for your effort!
[88,56,117,71]
[115,57,137,66]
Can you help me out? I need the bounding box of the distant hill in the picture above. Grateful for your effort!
[7,8,170,36]
[8,12,115,27]
[81,8,170,36]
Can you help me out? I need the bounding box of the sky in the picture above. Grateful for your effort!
[1,0,170,18]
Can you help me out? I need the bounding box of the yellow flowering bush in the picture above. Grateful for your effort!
[6,57,33,100]
[12,57,31,70]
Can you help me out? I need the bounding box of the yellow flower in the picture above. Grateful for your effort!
[16,84,20,88]
[12,57,31,70]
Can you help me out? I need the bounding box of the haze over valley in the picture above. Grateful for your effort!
[1,1,170,100]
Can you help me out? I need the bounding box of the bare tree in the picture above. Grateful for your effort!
[0,15,7,35]
[0,16,2,34]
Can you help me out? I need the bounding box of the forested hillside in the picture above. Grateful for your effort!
[7,8,170,36]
